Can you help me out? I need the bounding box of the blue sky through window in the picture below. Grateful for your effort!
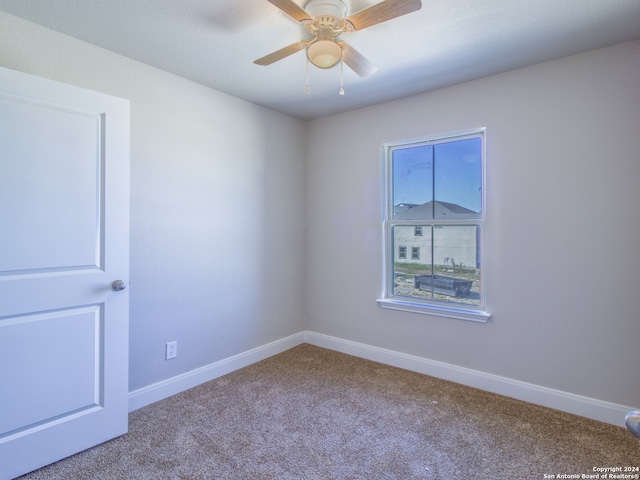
[392,137,482,213]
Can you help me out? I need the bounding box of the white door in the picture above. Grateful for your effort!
[0,66,130,480]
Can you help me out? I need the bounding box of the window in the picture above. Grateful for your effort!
[377,129,490,322]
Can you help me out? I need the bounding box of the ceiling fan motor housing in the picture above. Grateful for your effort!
[304,0,347,19]
[303,0,351,37]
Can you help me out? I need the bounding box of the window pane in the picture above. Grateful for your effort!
[392,225,481,306]
[432,225,481,306]
[392,225,433,299]
[392,145,433,220]
[434,138,482,218]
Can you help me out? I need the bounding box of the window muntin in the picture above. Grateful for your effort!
[381,129,488,320]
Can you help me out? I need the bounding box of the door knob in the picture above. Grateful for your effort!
[112,280,126,291]
[627,411,640,439]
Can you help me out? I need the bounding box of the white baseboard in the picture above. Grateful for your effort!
[128,332,306,412]
[303,331,635,428]
[128,330,635,428]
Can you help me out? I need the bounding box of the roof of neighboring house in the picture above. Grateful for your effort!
[393,203,418,214]
[393,201,480,220]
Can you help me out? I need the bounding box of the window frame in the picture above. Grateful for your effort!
[377,128,490,323]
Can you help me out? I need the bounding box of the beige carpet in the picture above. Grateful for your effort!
[18,344,639,479]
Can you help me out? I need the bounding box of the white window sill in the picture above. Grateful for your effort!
[376,298,490,323]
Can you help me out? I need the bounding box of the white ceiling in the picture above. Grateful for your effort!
[1,0,639,120]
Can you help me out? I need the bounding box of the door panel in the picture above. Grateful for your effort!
[0,66,129,480]
[0,306,102,436]
[0,95,102,272]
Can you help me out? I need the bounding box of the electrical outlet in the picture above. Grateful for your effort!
[166,341,177,360]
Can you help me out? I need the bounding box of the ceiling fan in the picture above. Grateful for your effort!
[254,0,422,80]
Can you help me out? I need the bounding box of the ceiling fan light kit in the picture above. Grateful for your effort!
[255,0,422,94]
[307,39,342,68]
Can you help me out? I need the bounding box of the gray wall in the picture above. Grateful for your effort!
[305,40,640,408]
[0,12,307,391]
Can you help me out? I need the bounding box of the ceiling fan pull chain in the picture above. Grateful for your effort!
[305,55,311,94]
[339,60,345,95]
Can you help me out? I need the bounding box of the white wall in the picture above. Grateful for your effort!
[0,12,307,392]
[305,40,640,408]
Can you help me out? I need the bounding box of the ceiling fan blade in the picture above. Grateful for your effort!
[254,42,306,66]
[345,0,422,30]
[340,42,378,77]
[265,0,312,23]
